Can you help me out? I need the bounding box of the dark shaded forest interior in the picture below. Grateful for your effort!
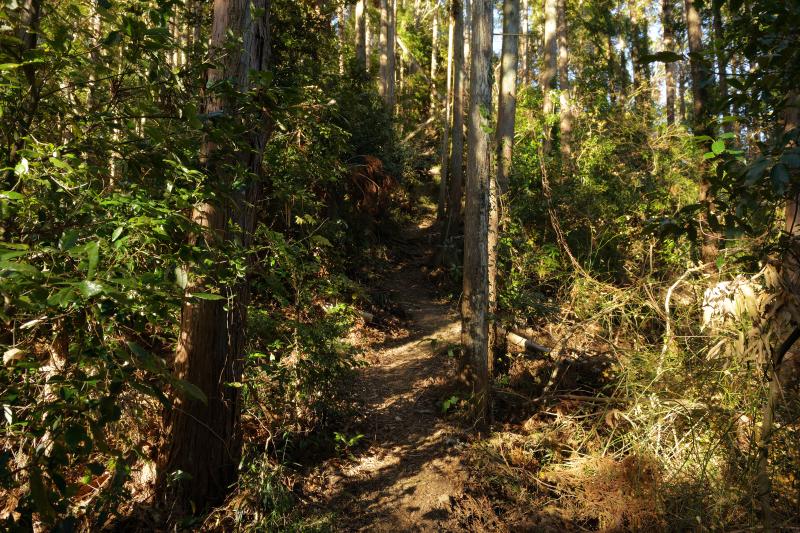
[1,0,800,531]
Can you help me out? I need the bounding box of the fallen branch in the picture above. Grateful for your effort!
[498,327,551,353]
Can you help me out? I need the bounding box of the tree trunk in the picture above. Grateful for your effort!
[447,0,465,229]
[337,4,347,74]
[556,0,572,163]
[379,0,396,110]
[663,0,676,125]
[541,0,557,155]
[431,3,440,113]
[521,0,530,87]
[629,0,650,107]
[356,0,368,68]
[489,0,519,370]
[463,0,492,428]
[160,0,271,511]
[678,60,687,122]
[438,3,456,220]
[496,0,519,195]
[712,0,730,132]
[685,0,717,263]
[756,92,799,530]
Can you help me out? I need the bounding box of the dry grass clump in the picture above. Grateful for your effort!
[460,262,800,531]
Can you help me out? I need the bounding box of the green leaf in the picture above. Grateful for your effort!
[85,240,99,278]
[0,260,39,276]
[174,266,188,289]
[173,378,207,404]
[14,158,28,176]
[0,191,23,200]
[711,140,726,155]
[77,280,104,298]
[48,156,71,170]
[310,234,332,247]
[189,292,225,301]
[0,63,21,71]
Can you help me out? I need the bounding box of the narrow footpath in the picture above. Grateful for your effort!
[318,213,470,531]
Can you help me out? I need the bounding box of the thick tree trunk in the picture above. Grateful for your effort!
[756,92,799,530]
[685,0,717,263]
[447,0,465,229]
[662,0,676,125]
[463,0,492,427]
[438,4,456,220]
[160,0,271,511]
[556,0,572,163]
[541,0,557,155]
[356,0,368,68]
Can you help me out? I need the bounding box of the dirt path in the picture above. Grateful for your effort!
[319,214,469,531]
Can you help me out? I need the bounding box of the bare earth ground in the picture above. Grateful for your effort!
[311,214,471,531]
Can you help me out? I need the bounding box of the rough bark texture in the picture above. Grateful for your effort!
[438,5,456,220]
[356,0,368,68]
[160,0,271,511]
[496,0,519,195]
[541,0,557,155]
[756,92,799,529]
[685,0,717,263]
[556,0,572,163]
[337,4,346,74]
[447,0,465,229]
[462,0,492,427]
[678,60,687,122]
[379,0,396,110]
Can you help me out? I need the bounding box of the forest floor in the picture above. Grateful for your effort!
[303,209,474,531]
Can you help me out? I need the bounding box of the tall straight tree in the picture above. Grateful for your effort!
[462,0,493,426]
[556,0,572,162]
[496,0,520,195]
[356,0,368,68]
[379,0,397,110]
[438,1,456,220]
[430,2,440,112]
[712,0,730,131]
[662,0,676,125]
[541,0,557,154]
[685,0,717,262]
[160,0,271,509]
[448,0,465,228]
[521,0,530,87]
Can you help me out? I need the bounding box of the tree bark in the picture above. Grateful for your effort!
[521,0,530,87]
[712,0,730,132]
[337,4,347,74]
[556,0,572,163]
[438,3,456,220]
[447,0,465,230]
[160,0,271,511]
[756,92,799,530]
[496,0,520,195]
[356,0,368,68]
[685,0,717,263]
[431,3,440,113]
[662,0,676,125]
[462,0,492,428]
[678,60,687,122]
[541,0,557,155]
[379,0,396,110]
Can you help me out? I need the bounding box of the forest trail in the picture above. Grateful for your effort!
[318,211,469,531]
